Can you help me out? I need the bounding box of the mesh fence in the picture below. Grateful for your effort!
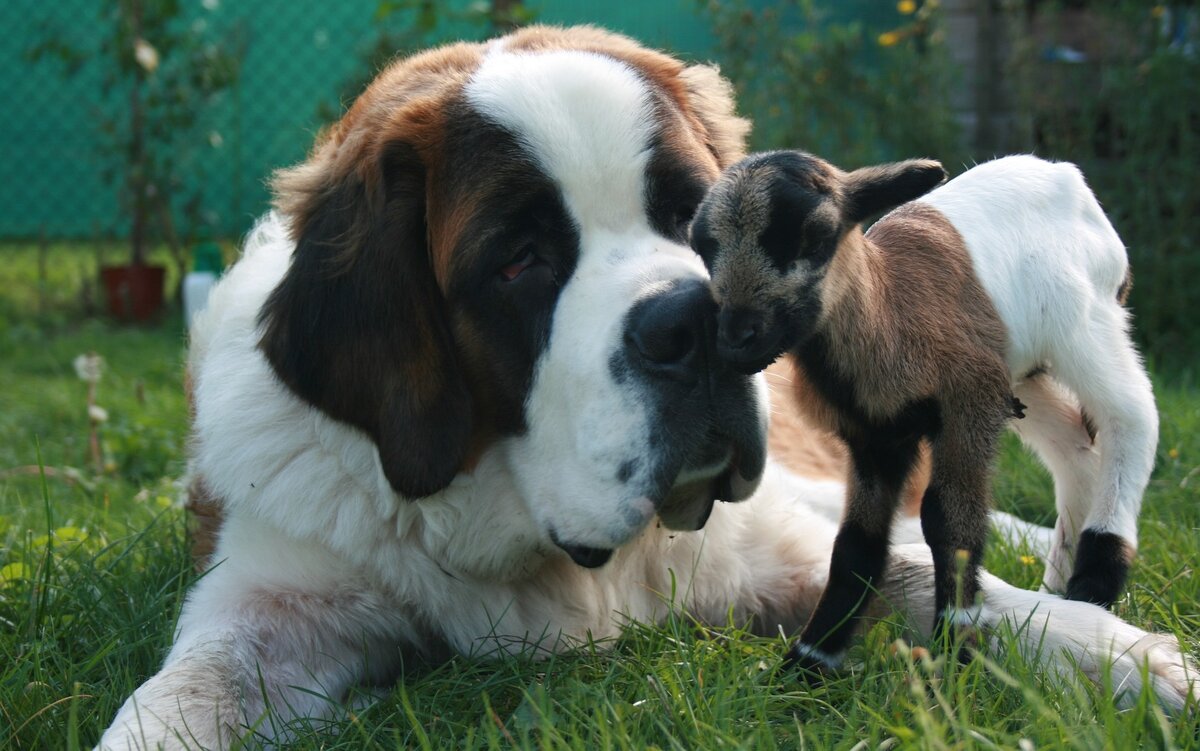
[1,0,725,242]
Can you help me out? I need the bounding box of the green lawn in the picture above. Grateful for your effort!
[1,244,1198,749]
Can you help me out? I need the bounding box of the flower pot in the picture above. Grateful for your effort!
[100,264,166,322]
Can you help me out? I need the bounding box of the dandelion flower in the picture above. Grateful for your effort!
[1020,555,1037,565]
[73,353,104,383]
[898,0,917,14]
[878,31,901,47]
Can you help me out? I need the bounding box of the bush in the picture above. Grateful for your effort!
[701,0,1199,364]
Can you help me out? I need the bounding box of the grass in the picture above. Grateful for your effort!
[1,243,1198,749]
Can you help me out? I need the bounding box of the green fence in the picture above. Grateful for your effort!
[1,0,729,242]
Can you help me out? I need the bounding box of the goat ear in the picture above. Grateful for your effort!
[258,142,473,499]
[843,159,947,225]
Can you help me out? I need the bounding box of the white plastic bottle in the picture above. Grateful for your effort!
[183,241,223,331]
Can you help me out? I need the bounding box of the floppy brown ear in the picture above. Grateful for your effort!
[843,159,947,225]
[258,141,473,499]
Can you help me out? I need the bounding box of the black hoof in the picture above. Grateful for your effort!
[783,642,839,679]
[1064,574,1122,609]
[933,611,981,664]
[1065,530,1133,609]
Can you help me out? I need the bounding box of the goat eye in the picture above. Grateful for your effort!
[499,245,537,282]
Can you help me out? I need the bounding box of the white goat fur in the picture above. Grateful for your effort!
[918,155,1158,593]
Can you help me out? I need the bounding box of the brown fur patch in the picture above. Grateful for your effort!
[818,203,1011,429]
[185,475,223,572]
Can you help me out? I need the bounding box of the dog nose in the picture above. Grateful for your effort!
[717,308,763,352]
[625,279,716,382]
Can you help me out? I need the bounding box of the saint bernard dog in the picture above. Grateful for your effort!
[99,25,1196,750]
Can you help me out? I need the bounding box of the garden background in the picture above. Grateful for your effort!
[2,1,1198,748]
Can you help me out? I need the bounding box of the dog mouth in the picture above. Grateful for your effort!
[549,446,759,568]
[657,440,761,531]
[546,365,768,569]
[549,529,615,568]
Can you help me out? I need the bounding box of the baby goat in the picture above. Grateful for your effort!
[690,152,1158,671]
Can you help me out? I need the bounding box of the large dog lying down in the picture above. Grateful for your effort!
[99,25,1196,750]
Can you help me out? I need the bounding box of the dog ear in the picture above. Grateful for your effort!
[259,141,473,499]
[842,159,947,225]
[679,63,752,168]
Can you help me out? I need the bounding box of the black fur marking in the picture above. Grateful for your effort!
[258,142,474,500]
[846,432,926,493]
[920,484,984,618]
[259,103,587,498]
[439,104,583,435]
[843,160,947,225]
[796,519,892,658]
[1012,396,1027,419]
[644,136,714,244]
[1065,529,1131,608]
[752,152,840,273]
[616,459,639,484]
[689,212,721,268]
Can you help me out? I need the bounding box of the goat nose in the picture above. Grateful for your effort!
[717,308,763,351]
[625,279,715,381]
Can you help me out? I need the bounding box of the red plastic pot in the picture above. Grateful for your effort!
[100,264,166,322]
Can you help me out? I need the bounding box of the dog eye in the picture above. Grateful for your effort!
[499,245,538,282]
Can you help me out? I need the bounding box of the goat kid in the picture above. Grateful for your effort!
[689,152,1158,671]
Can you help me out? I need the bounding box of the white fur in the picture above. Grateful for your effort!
[99,68,1190,751]
[921,156,1159,589]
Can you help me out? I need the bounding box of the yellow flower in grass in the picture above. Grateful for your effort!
[898,0,917,14]
[1,562,31,584]
[53,526,88,543]
[1168,447,1179,459]
[878,31,901,47]
[31,527,89,549]
[1020,555,1038,566]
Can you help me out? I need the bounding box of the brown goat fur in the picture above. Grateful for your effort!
[691,151,1014,670]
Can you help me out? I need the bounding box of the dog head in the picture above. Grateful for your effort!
[257,26,767,566]
[690,150,946,372]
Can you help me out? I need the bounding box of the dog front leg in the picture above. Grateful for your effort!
[97,514,410,750]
